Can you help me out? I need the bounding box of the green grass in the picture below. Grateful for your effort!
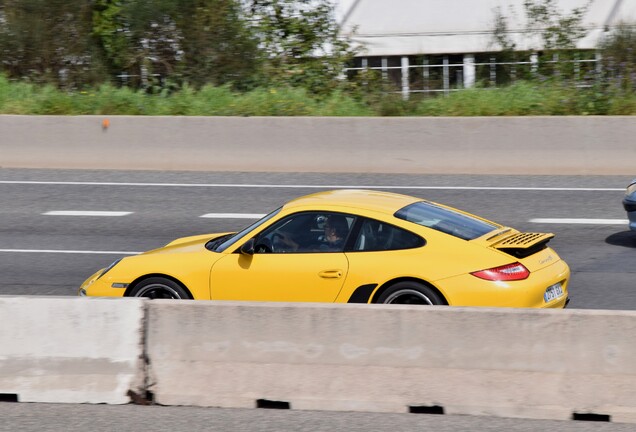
[413,82,636,116]
[0,75,634,116]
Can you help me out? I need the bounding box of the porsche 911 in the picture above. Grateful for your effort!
[79,189,570,308]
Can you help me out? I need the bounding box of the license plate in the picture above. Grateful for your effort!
[544,283,564,303]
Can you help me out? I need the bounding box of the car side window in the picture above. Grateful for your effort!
[254,212,355,253]
[353,218,425,251]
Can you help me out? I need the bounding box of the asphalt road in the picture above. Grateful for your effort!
[1,402,635,432]
[1,168,635,430]
[0,169,634,309]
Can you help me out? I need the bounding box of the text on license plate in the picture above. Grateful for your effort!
[544,282,564,303]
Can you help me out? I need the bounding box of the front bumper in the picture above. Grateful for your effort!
[78,268,127,297]
[623,197,636,231]
[78,268,104,296]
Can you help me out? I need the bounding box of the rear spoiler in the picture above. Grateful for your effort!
[491,232,555,259]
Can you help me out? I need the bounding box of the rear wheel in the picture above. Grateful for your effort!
[129,277,191,299]
[377,281,444,305]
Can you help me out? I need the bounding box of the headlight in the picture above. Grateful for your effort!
[97,258,122,280]
[626,182,636,197]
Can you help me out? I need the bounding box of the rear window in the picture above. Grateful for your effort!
[352,218,425,251]
[394,201,498,240]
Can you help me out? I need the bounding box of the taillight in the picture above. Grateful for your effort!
[471,262,530,281]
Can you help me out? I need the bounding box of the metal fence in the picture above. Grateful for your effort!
[344,52,611,98]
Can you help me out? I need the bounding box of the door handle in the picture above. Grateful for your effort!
[318,270,343,279]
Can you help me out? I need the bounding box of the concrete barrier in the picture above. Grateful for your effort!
[3,297,635,423]
[0,296,145,404]
[145,301,636,423]
[1,115,635,175]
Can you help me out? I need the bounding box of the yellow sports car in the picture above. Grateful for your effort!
[79,189,570,308]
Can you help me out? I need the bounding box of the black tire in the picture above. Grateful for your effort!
[377,281,445,305]
[128,277,191,299]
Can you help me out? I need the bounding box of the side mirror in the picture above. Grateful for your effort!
[240,238,255,255]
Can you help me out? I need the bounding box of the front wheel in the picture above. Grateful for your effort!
[128,277,191,299]
[377,281,445,305]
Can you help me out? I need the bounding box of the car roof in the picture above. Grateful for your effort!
[282,189,422,215]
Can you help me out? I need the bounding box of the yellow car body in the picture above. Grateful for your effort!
[80,189,570,308]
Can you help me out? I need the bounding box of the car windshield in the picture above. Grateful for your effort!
[208,207,282,252]
[394,201,498,240]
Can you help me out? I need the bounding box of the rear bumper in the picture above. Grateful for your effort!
[440,259,570,308]
[540,294,569,309]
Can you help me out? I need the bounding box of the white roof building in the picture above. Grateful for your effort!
[335,0,636,56]
[334,0,636,94]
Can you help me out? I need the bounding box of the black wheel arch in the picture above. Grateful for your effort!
[124,274,194,299]
[371,277,448,305]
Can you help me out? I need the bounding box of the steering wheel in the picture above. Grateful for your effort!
[254,237,273,253]
[271,232,286,252]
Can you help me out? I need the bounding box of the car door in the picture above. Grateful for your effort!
[209,211,355,302]
[339,217,427,302]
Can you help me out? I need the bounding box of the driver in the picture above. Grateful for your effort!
[319,215,348,251]
[275,214,349,252]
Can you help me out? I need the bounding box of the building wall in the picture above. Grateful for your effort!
[337,0,636,57]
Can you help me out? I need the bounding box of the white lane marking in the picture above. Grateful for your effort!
[0,180,623,192]
[0,249,140,255]
[200,213,266,219]
[530,218,628,225]
[44,211,132,217]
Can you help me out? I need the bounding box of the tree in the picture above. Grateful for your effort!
[491,6,517,53]
[92,0,261,89]
[1,0,355,93]
[243,0,357,94]
[523,0,591,51]
[598,22,636,91]
[92,0,186,88]
[490,0,592,82]
[0,0,107,87]
[176,0,260,89]
[491,0,590,52]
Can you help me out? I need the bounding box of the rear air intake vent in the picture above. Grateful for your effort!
[409,405,444,415]
[494,232,553,259]
[497,232,548,246]
[256,399,291,409]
